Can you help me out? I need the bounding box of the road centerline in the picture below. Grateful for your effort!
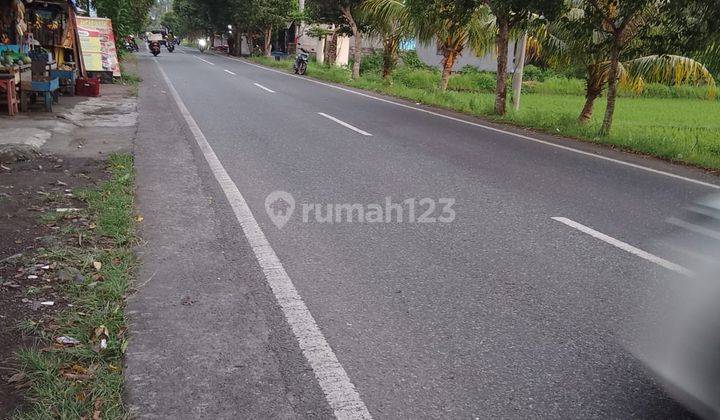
[253,82,275,93]
[552,217,693,276]
[195,56,215,66]
[218,55,718,190]
[154,59,373,419]
[318,112,373,136]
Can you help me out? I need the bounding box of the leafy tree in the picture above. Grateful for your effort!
[160,11,180,33]
[253,0,295,57]
[308,0,366,78]
[77,0,154,41]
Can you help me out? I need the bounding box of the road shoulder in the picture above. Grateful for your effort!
[123,55,332,418]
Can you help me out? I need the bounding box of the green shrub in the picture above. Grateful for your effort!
[523,64,546,81]
[448,71,496,92]
[528,76,586,95]
[459,64,481,74]
[393,67,439,90]
[360,51,384,75]
[400,50,429,70]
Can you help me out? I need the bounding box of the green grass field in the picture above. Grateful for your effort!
[251,56,720,171]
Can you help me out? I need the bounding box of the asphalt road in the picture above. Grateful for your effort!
[128,46,719,418]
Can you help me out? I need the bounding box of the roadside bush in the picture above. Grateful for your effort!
[393,67,439,90]
[525,76,585,95]
[400,50,429,70]
[448,71,496,92]
[360,51,384,75]
[523,64,547,81]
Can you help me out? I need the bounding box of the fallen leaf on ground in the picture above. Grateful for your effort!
[93,399,102,420]
[92,261,102,271]
[7,372,26,383]
[62,372,93,381]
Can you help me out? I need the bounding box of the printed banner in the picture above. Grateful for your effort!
[75,16,120,77]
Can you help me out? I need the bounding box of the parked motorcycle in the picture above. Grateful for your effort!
[149,41,161,57]
[124,36,139,52]
[293,48,309,75]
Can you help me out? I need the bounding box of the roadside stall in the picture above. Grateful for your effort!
[22,0,79,109]
[0,0,30,114]
[0,0,80,113]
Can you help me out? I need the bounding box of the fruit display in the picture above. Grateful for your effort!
[0,49,31,70]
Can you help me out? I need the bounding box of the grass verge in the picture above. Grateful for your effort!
[13,154,135,419]
[119,57,142,97]
[249,56,720,171]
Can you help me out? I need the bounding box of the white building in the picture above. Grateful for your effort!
[415,38,518,72]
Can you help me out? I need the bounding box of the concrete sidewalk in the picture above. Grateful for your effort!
[0,83,135,160]
[123,54,332,418]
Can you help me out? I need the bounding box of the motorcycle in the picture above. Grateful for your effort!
[293,48,309,75]
[149,41,161,57]
[197,38,208,53]
[124,37,139,52]
[166,40,175,53]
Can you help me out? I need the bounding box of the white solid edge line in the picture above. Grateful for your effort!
[318,112,373,136]
[552,217,693,276]
[195,56,215,65]
[154,59,373,419]
[253,82,275,93]
[224,69,236,75]
[219,55,719,190]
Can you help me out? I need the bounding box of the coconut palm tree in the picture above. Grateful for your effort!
[361,0,413,78]
[535,4,716,126]
[364,0,495,91]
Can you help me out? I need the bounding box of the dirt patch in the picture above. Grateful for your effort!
[0,155,107,415]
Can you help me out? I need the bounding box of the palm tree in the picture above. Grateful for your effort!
[361,0,413,78]
[535,4,716,126]
[365,0,494,91]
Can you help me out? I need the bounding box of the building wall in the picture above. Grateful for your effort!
[416,38,518,73]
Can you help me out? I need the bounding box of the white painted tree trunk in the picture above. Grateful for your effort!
[316,36,325,65]
[512,32,528,112]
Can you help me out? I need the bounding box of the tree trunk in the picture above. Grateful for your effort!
[439,47,458,91]
[326,31,338,66]
[234,31,242,56]
[494,16,510,115]
[264,26,273,57]
[382,36,399,79]
[600,40,621,135]
[248,32,257,55]
[341,6,361,79]
[578,63,603,123]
